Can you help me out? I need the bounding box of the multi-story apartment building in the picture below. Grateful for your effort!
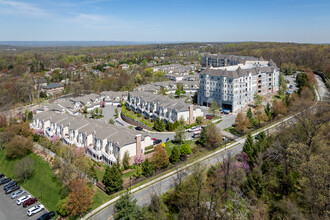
[198,60,279,112]
[30,111,153,166]
[127,91,203,124]
[202,53,260,68]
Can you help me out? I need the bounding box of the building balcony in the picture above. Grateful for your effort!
[86,145,102,161]
[63,134,75,145]
[45,128,54,138]
[101,151,117,165]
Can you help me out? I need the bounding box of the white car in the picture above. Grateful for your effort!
[187,126,196,132]
[11,189,25,199]
[27,204,44,217]
[16,195,31,205]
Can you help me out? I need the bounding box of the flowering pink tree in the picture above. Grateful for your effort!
[134,154,145,165]
[50,135,61,143]
[35,129,44,136]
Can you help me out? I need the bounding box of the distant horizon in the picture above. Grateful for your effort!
[0,40,329,47]
[0,0,329,43]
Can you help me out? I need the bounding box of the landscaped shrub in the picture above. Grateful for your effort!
[180,143,192,155]
[145,145,154,151]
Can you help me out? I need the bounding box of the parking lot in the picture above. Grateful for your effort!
[0,184,47,220]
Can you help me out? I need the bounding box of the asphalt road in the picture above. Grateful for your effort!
[315,75,329,101]
[90,141,245,220]
[88,77,327,220]
[0,185,47,220]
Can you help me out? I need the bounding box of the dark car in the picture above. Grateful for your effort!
[0,178,12,185]
[153,139,162,145]
[4,181,16,190]
[5,185,20,194]
[37,211,55,220]
[0,174,4,179]
[135,126,143,131]
[23,197,38,208]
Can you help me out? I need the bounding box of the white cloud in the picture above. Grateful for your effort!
[0,0,49,17]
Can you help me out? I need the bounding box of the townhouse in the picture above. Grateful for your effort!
[30,111,153,165]
[198,60,280,112]
[100,91,127,106]
[127,91,203,124]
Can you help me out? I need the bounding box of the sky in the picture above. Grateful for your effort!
[0,0,329,43]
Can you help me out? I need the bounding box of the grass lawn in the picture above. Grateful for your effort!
[91,187,111,210]
[0,150,62,211]
[122,169,136,178]
[165,140,196,156]
[224,126,238,135]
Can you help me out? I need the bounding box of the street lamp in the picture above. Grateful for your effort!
[129,176,133,193]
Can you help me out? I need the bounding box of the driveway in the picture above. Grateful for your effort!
[0,185,47,220]
[216,113,236,130]
[284,75,298,92]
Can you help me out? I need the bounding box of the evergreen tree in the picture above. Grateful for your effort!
[123,151,130,170]
[247,108,253,121]
[209,100,220,116]
[264,102,273,120]
[169,146,180,164]
[27,111,33,122]
[141,158,155,177]
[89,164,98,181]
[102,163,123,194]
[243,133,255,166]
[199,126,207,145]
[154,118,165,132]
[114,192,144,220]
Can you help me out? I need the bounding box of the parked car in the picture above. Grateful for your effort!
[23,197,38,207]
[37,211,55,220]
[205,115,214,120]
[289,84,293,89]
[0,174,4,178]
[11,189,25,199]
[0,177,11,185]
[187,126,196,132]
[153,139,162,145]
[6,185,20,194]
[27,204,44,217]
[135,126,143,131]
[4,181,17,190]
[17,195,32,205]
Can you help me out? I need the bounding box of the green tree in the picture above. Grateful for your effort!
[243,133,255,166]
[174,125,185,144]
[141,158,155,177]
[109,118,115,124]
[154,118,165,132]
[264,102,273,120]
[27,111,33,122]
[14,157,34,182]
[179,115,185,126]
[180,143,192,155]
[170,146,180,164]
[296,72,307,88]
[199,126,207,145]
[279,74,288,96]
[102,163,123,194]
[247,108,253,121]
[123,151,130,170]
[209,100,220,116]
[254,93,263,106]
[114,192,144,220]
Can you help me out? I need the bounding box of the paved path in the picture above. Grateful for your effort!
[84,78,327,220]
[315,75,329,101]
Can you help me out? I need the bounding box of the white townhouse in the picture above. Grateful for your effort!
[127,91,203,124]
[100,91,128,106]
[198,60,280,112]
[31,111,153,166]
[70,93,101,112]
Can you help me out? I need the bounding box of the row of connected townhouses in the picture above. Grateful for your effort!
[30,111,153,165]
[41,91,128,115]
[198,60,280,112]
[127,91,203,124]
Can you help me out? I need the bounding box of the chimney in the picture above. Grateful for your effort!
[189,105,194,124]
[136,134,142,156]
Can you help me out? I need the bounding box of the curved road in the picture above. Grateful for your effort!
[85,77,327,220]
